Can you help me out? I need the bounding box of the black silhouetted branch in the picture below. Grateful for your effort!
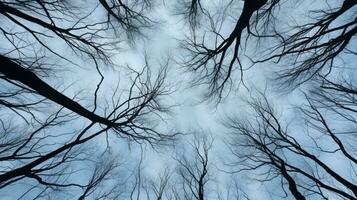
[226,93,357,199]
[258,0,357,87]
[99,0,154,40]
[180,0,282,99]
[1,54,174,142]
[174,0,206,30]
[174,135,213,200]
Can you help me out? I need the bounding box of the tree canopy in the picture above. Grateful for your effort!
[0,0,356,199]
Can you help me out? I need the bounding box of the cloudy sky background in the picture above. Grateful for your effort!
[0,0,356,199]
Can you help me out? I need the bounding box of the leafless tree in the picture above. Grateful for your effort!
[2,0,356,199]
[216,178,250,200]
[177,0,281,99]
[120,134,252,200]
[179,0,356,98]
[226,92,357,199]
[260,0,357,88]
[173,134,250,200]
[141,168,174,200]
[173,135,213,200]
[0,0,175,198]
[0,65,173,198]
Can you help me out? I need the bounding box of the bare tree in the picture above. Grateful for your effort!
[0,65,173,198]
[141,168,174,200]
[118,134,252,200]
[0,1,175,198]
[260,0,357,87]
[123,135,214,200]
[0,0,159,123]
[173,135,213,200]
[226,92,357,199]
[173,134,250,200]
[2,0,356,199]
[216,178,250,200]
[176,0,285,98]
[178,0,356,98]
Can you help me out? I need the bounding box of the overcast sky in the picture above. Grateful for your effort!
[0,0,356,199]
